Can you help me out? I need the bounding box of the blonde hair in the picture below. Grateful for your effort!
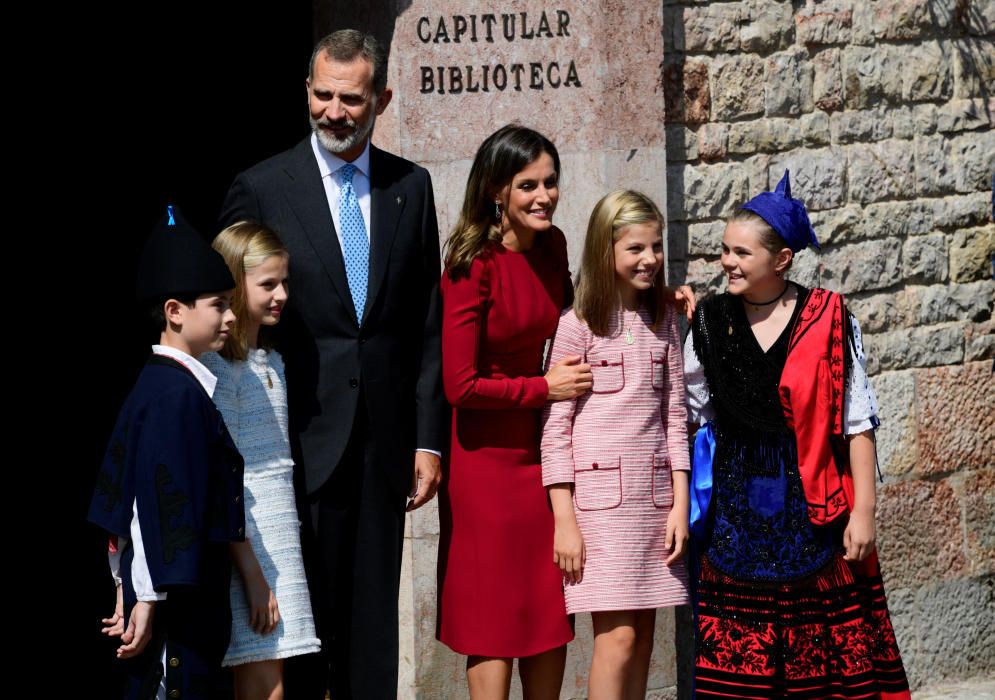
[444,124,560,279]
[574,190,668,337]
[211,221,289,360]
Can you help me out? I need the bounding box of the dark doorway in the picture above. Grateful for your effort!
[60,3,313,691]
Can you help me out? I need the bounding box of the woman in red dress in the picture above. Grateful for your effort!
[436,125,593,698]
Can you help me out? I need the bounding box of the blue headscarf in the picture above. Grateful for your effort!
[741,170,820,253]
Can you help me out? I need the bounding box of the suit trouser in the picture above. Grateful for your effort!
[289,402,406,700]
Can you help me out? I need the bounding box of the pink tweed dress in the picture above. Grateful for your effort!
[541,304,690,614]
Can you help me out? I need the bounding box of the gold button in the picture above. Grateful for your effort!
[168,691,181,699]
[235,495,241,503]
[238,527,244,537]
[168,657,180,668]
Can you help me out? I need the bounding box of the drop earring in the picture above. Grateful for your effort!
[494,201,501,221]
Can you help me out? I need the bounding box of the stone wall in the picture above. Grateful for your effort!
[662,0,995,690]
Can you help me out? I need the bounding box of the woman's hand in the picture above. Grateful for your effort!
[667,284,697,322]
[545,355,592,401]
[244,573,280,635]
[664,505,690,566]
[843,508,876,562]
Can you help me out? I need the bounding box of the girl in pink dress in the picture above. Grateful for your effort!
[541,190,691,700]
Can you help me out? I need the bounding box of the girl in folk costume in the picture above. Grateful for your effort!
[542,190,691,700]
[684,171,910,699]
[201,222,321,700]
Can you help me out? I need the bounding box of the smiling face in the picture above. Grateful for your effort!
[498,151,559,238]
[721,220,789,296]
[614,222,664,306]
[307,52,392,162]
[243,254,289,337]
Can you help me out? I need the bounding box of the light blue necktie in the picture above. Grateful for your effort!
[338,163,369,323]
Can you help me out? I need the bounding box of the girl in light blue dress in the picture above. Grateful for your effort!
[203,221,320,700]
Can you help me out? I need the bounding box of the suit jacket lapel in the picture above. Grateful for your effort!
[281,138,355,323]
[365,145,404,325]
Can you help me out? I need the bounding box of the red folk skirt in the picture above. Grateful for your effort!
[695,554,910,699]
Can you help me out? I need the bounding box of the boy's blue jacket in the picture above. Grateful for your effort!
[89,353,245,699]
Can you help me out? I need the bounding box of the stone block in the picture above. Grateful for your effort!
[916,281,994,326]
[685,257,726,295]
[666,163,749,221]
[963,469,995,576]
[914,577,995,681]
[769,147,846,210]
[914,103,937,135]
[795,0,853,45]
[953,38,995,99]
[666,125,698,162]
[744,153,771,198]
[711,54,765,121]
[870,368,918,476]
[965,319,995,362]
[809,205,863,245]
[813,48,843,112]
[951,130,995,193]
[740,0,794,53]
[917,361,995,474]
[848,289,915,334]
[765,47,814,116]
[687,220,725,256]
[936,98,994,133]
[849,1,875,45]
[877,478,968,589]
[966,0,995,35]
[902,234,948,284]
[847,139,916,204]
[843,45,902,110]
[863,323,964,374]
[950,225,995,283]
[891,105,914,140]
[902,40,953,102]
[697,122,728,162]
[820,238,902,294]
[664,60,711,125]
[861,200,934,240]
[789,247,821,288]
[800,111,831,146]
[830,106,892,144]
[728,118,801,155]
[931,193,990,230]
[883,586,919,688]
[914,134,956,197]
[870,0,934,39]
[680,4,741,53]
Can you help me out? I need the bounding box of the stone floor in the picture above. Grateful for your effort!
[913,677,995,700]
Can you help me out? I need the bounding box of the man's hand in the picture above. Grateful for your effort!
[407,451,442,512]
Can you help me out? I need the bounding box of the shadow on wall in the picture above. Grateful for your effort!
[662,0,692,296]
[313,0,413,53]
[932,0,993,115]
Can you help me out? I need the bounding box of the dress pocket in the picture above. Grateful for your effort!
[574,456,623,511]
[652,454,673,508]
[589,352,625,394]
[650,349,668,390]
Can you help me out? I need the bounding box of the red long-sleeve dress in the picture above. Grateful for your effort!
[436,228,575,657]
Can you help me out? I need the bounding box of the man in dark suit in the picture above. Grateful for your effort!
[220,29,446,699]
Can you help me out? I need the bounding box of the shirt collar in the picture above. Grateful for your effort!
[151,344,218,397]
[310,132,371,182]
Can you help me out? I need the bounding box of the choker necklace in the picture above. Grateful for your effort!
[743,283,789,307]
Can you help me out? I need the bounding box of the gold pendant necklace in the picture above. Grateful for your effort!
[624,309,637,345]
